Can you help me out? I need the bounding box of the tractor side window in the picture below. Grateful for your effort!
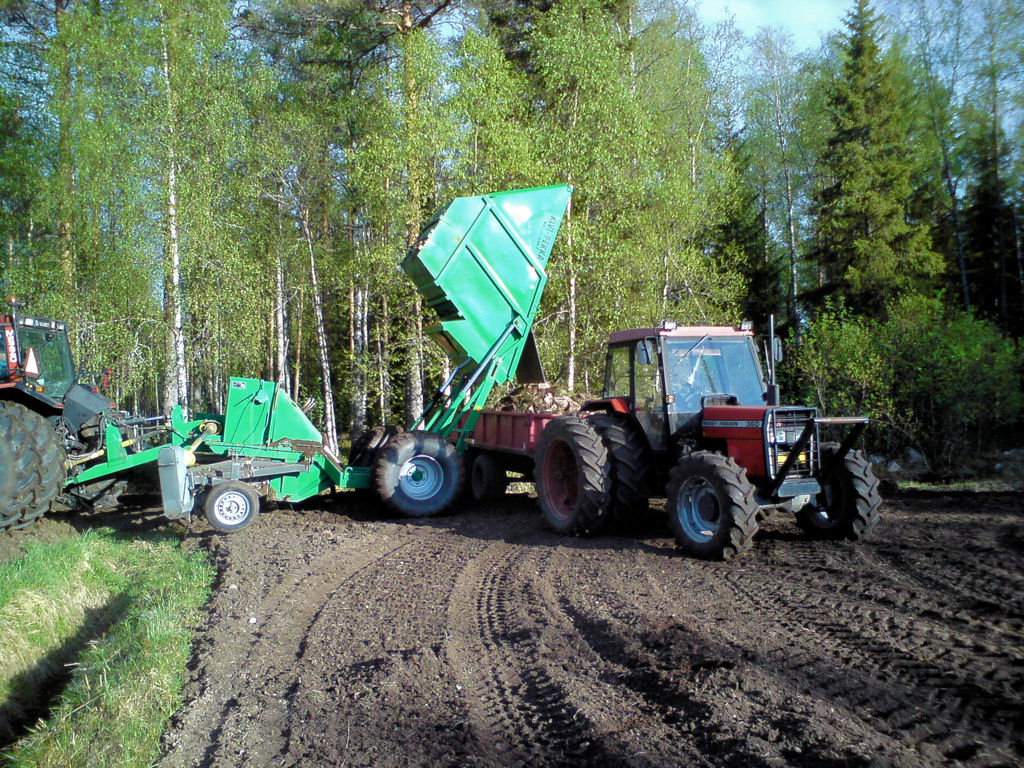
[603,345,630,398]
[634,339,667,449]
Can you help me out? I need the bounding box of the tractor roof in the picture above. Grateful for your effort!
[608,325,753,345]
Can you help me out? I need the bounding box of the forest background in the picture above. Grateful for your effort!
[0,0,1021,468]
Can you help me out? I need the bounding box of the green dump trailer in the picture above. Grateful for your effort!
[145,184,573,531]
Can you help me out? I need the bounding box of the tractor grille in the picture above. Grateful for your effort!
[765,408,818,480]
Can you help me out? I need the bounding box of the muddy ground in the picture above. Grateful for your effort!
[12,489,1024,767]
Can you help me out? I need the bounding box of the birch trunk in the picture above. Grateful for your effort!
[160,21,188,416]
[300,212,338,455]
[274,198,289,395]
[565,195,576,391]
[350,284,367,440]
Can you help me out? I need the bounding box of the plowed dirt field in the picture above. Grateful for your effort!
[138,489,1022,768]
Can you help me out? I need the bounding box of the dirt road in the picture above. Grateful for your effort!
[152,490,1023,768]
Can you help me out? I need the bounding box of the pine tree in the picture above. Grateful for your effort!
[810,0,941,317]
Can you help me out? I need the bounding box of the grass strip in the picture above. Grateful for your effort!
[0,528,213,768]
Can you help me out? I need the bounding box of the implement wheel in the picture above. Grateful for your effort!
[469,452,507,503]
[796,445,881,542]
[666,452,758,560]
[374,431,464,517]
[535,416,610,536]
[0,403,67,532]
[204,481,260,533]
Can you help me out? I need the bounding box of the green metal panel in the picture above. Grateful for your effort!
[221,377,322,446]
[402,185,572,443]
[404,184,571,379]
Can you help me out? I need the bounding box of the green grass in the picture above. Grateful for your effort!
[0,529,213,768]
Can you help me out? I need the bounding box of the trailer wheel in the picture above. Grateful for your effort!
[204,481,260,533]
[374,431,463,517]
[796,445,881,542]
[587,414,653,532]
[469,452,507,503]
[666,452,758,560]
[535,416,610,536]
[0,403,67,532]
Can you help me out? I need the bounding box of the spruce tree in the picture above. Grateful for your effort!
[810,0,941,317]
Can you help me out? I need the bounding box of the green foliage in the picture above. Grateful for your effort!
[811,0,943,317]
[792,295,1023,465]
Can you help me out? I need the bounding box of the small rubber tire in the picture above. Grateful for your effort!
[587,414,653,531]
[469,452,507,503]
[796,445,881,542]
[666,451,759,560]
[373,430,464,517]
[534,416,611,536]
[0,402,67,532]
[204,481,260,533]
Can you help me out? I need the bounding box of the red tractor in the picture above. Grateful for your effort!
[465,321,882,560]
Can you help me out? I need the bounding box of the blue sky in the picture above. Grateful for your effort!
[696,0,852,50]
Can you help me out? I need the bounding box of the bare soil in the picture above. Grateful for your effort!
[10,489,1024,767]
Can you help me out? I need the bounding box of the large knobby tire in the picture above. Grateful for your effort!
[0,403,67,532]
[796,445,881,542]
[468,451,507,503]
[348,425,399,503]
[587,414,654,532]
[666,451,759,561]
[534,416,611,536]
[374,430,464,517]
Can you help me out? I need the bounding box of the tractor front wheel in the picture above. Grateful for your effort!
[534,416,610,536]
[0,403,67,532]
[374,431,464,517]
[666,452,759,560]
[796,445,881,542]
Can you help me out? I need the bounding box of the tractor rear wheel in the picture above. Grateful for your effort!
[534,416,610,536]
[348,425,400,502]
[796,445,881,542]
[666,452,758,560]
[374,431,464,517]
[587,414,653,532]
[0,403,67,531]
[468,451,507,503]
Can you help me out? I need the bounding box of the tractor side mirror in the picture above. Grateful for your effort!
[772,336,783,364]
[636,339,655,366]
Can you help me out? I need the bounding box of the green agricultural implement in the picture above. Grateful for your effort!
[0,184,574,532]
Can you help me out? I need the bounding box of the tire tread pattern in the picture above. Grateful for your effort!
[587,414,652,531]
[796,446,881,542]
[665,451,758,560]
[0,402,67,531]
[534,416,611,536]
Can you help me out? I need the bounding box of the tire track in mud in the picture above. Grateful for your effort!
[446,541,591,767]
[160,523,418,768]
[716,559,1024,766]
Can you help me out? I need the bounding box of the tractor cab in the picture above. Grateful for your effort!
[1,313,75,409]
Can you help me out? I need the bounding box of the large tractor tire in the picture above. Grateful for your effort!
[666,451,759,561]
[0,403,67,532]
[373,430,464,517]
[587,413,654,532]
[348,425,400,502]
[534,416,611,536]
[468,451,508,503]
[796,445,881,542]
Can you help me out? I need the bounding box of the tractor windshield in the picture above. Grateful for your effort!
[16,325,74,399]
[665,336,765,411]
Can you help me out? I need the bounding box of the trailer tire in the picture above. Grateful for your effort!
[0,403,67,532]
[666,452,758,560]
[796,445,881,542]
[374,431,463,517]
[535,416,610,536]
[469,452,507,503]
[204,481,260,533]
[587,414,653,532]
